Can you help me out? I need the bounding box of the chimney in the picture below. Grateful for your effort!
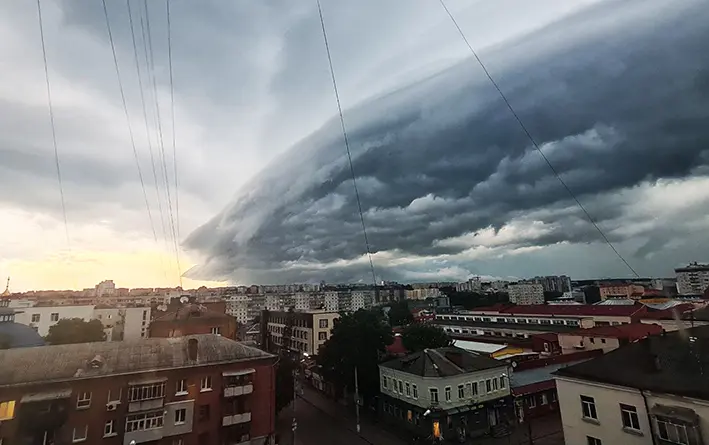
[188,338,198,361]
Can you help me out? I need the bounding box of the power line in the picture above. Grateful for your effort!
[102,0,157,243]
[36,0,69,245]
[316,0,377,287]
[437,0,640,278]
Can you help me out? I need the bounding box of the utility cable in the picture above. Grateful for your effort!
[438,0,640,278]
[102,0,158,243]
[316,0,378,287]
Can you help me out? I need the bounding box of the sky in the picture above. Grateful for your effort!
[1,0,708,291]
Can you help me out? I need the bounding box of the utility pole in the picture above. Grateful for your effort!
[354,366,361,434]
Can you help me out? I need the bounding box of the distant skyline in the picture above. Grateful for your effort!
[1,0,708,291]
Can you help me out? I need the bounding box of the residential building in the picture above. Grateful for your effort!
[406,288,442,300]
[260,310,339,355]
[531,276,572,293]
[599,283,645,300]
[13,305,95,336]
[93,307,151,341]
[508,284,545,305]
[557,323,663,354]
[0,335,276,445]
[378,346,513,440]
[294,293,310,312]
[95,280,116,297]
[324,292,339,312]
[456,277,482,293]
[554,326,709,445]
[675,262,709,295]
[226,294,250,324]
[149,304,237,340]
[351,290,373,311]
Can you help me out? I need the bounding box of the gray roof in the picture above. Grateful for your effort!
[510,359,591,388]
[0,334,273,387]
[0,322,45,348]
[381,346,506,377]
[434,319,577,333]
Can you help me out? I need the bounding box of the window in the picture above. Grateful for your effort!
[465,382,472,398]
[200,376,212,391]
[382,376,388,389]
[176,379,188,395]
[172,439,184,445]
[31,314,40,323]
[541,393,548,405]
[601,338,606,344]
[528,396,537,408]
[657,417,690,444]
[430,388,439,403]
[76,392,91,409]
[143,310,148,320]
[398,380,403,394]
[107,389,121,404]
[211,327,221,335]
[319,319,329,328]
[412,384,418,399]
[104,420,116,437]
[444,386,451,402]
[581,395,598,420]
[458,384,465,399]
[492,378,499,391]
[175,408,187,425]
[51,313,59,322]
[318,332,327,341]
[620,404,640,431]
[129,383,165,401]
[405,382,411,397]
[486,379,492,393]
[587,436,602,445]
[72,426,87,443]
[0,400,15,420]
[590,337,596,344]
[126,411,164,432]
[199,404,210,421]
[500,376,506,389]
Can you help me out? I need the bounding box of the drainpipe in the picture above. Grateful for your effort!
[641,390,658,445]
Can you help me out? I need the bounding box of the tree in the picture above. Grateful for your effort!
[275,355,296,414]
[401,323,452,353]
[388,300,414,327]
[317,309,393,404]
[45,318,106,345]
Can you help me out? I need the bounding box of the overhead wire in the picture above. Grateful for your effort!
[101,0,158,243]
[316,0,378,288]
[437,0,640,278]
[35,0,70,245]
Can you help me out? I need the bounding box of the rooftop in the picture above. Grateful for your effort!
[555,325,709,400]
[452,339,507,354]
[497,303,646,317]
[435,319,578,333]
[153,304,230,322]
[0,334,274,387]
[561,323,663,340]
[380,346,505,378]
[511,359,592,395]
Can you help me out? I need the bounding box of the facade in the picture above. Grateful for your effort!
[508,284,545,305]
[406,288,442,300]
[557,323,663,354]
[599,283,645,300]
[351,290,373,311]
[93,307,150,341]
[260,310,339,355]
[95,280,117,297]
[149,305,238,340]
[531,276,572,293]
[324,292,339,312]
[13,304,95,336]
[378,346,513,441]
[0,335,277,445]
[675,262,709,295]
[554,326,709,445]
[226,295,250,324]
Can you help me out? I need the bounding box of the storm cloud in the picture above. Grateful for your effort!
[185,0,709,284]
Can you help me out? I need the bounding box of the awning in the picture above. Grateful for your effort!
[128,377,168,385]
[223,368,256,377]
[21,389,72,403]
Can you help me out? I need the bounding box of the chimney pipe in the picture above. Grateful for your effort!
[188,338,198,361]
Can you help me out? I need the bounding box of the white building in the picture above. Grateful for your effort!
[675,262,709,295]
[324,292,339,312]
[554,326,709,445]
[508,283,545,305]
[405,288,442,300]
[13,305,95,336]
[351,290,373,311]
[93,306,150,340]
[294,292,310,312]
[226,294,250,324]
[95,279,116,297]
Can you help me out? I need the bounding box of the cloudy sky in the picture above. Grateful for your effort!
[2,0,708,290]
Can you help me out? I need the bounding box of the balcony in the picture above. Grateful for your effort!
[128,398,164,413]
[222,412,252,426]
[224,384,254,397]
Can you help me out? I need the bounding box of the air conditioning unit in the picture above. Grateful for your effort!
[106,402,118,411]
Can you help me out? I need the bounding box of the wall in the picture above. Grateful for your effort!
[149,315,237,340]
[312,312,339,354]
[13,305,95,336]
[122,307,150,340]
[641,318,709,332]
[558,334,621,353]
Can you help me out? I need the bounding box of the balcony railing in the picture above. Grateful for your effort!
[224,384,254,397]
[222,412,252,426]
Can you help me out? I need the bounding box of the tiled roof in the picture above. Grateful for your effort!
[498,304,646,317]
[380,346,505,377]
[561,323,663,340]
[0,334,273,387]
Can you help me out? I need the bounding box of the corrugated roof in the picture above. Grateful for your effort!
[0,334,273,387]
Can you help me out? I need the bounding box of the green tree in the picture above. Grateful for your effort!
[317,309,393,403]
[401,323,451,353]
[45,318,106,345]
[275,355,296,414]
[387,300,414,326]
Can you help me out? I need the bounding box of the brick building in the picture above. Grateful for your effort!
[0,335,276,445]
[150,304,238,340]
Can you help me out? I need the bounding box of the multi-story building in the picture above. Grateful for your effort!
[531,276,572,293]
[13,305,95,336]
[405,288,442,300]
[95,280,116,297]
[294,293,310,312]
[149,304,238,340]
[675,262,709,295]
[554,325,709,445]
[508,283,545,305]
[226,295,250,324]
[351,290,373,311]
[378,346,512,440]
[260,310,339,355]
[93,307,151,341]
[456,277,482,293]
[556,323,663,354]
[324,291,339,312]
[598,283,645,300]
[0,334,276,445]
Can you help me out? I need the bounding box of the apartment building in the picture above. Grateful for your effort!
[93,306,151,341]
[226,295,250,324]
[508,284,545,305]
[599,283,645,300]
[260,310,339,355]
[675,262,709,295]
[378,346,512,440]
[554,326,709,445]
[13,304,95,336]
[0,335,277,445]
[149,304,238,340]
[557,323,663,354]
[324,292,340,312]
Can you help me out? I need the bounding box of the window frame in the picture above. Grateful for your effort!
[656,416,690,445]
[429,387,439,403]
[586,436,602,445]
[76,391,91,409]
[0,400,16,420]
[176,379,188,395]
[72,425,88,443]
[620,403,640,431]
[104,420,116,437]
[175,408,187,425]
[412,384,418,399]
[200,376,212,392]
[581,395,598,420]
[457,384,465,399]
[444,386,451,402]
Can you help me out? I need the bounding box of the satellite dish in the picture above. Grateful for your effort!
[180,296,189,304]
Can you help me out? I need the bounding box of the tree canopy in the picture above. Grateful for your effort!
[401,323,452,353]
[275,355,296,414]
[45,318,106,345]
[387,300,414,327]
[317,309,393,403]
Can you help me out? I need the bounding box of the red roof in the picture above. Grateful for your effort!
[386,334,408,355]
[641,304,694,320]
[562,323,663,340]
[498,303,646,317]
[531,333,559,343]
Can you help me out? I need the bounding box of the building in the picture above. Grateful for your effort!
[675,262,709,295]
[0,302,45,349]
[351,290,373,311]
[508,284,545,305]
[92,306,150,341]
[554,325,709,445]
[557,323,663,354]
[406,288,443,300]
[13,305,95,336]
[378,346,513,440]
[95,280,116,297]
[452,339,524,360]
[456,277,482,293]
[149,304,238,340]
[0,335,276,445]
[226,294,250,324]
[260,310,339,355]
[324,292,339,312]
[531,276,572,293]
[599,283,645,300]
